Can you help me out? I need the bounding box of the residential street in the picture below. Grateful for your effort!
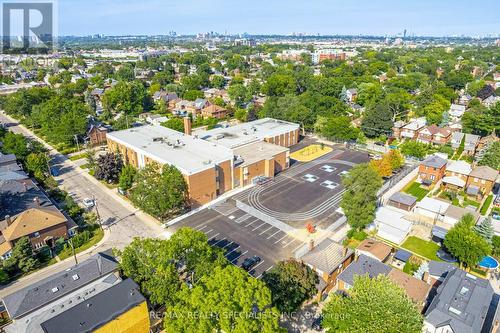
[0,111,168,298]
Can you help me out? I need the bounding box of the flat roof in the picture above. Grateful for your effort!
[233,141,289,168]
[107,125,233,175]
[200,118,299,149]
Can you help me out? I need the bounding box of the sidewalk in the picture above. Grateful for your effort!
[0,227,111,298]
[0,111,166,235]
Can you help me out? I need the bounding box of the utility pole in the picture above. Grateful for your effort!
[92,195,102,229]
[74,134,80,152]
[68,238,78,266]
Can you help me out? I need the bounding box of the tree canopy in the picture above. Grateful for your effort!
[340,163,383,230]
[322,275,423,333]
[129,164,189,220]
[444,213,492,268]
[262,259,318,313]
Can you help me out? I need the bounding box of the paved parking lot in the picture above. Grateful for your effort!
[168,201,305,278]
[234,148,370,228]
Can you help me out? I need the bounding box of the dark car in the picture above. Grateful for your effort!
[50,167,59,177]
[241,255,261,271]
[311,315,323,331]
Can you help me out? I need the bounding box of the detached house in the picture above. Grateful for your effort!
[417,125,451,145]
[419,155,447,185]
[463,134,480,155]
[466,166,498,199]
[346,88,357,102]
[448,104,466,121]
[442,160,472,191]
[300,239,354,298]
[401,118,427,140]
[450,132,464,149]
[201,104,228,119]
[392,120,407,139]
[0,208,75,259]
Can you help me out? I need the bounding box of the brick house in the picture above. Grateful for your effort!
[442,160,472,191]
[466,166,498,199]
[0,208,72,259]
[417,125,451,145]
[300,239,354,299]
[419,155,447,184]
[87,124,111,146]
[201,104,228,119]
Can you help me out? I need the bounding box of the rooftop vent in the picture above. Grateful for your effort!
[449,306,462,315]
[51,287,59,293]
[72,274,79,281]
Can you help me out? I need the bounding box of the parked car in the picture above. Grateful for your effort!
[253,176,271,186]
[82,198,95,208]
[50,167,59,177]
[311,315,323,331]
[241,255,261,271]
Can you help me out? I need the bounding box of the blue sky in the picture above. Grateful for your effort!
[57,0,500,37]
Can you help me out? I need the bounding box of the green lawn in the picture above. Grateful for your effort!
[401,236,440,261]
[404,182,429,201]
[480,195,494,215]
[69,153,86,161]
[57,228,104,261]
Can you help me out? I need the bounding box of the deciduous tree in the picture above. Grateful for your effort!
[262,259,318,313]
[444,213,491,268]
[340,163,382,230]
[322,275,423,333]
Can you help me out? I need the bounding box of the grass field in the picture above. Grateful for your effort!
[290,144,332,162]
[401,236,440,261]
[404,182,429,201]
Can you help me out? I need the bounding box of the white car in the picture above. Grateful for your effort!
[82,198,95,208]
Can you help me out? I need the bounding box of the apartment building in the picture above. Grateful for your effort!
[107,118,299,207]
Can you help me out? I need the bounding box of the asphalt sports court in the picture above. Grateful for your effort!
[233,148,370,228]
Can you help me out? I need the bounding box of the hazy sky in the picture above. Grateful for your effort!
[57,0,500,37]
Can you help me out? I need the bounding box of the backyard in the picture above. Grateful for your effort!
[401,236,440,261]
[404,182,429,201]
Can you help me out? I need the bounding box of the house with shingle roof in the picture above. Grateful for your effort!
[300,238,354,296]
[464,133,480,155]
[0,207,76,259]
[337,255,431,308]
[466,166,499,199]
[419,155,448,184]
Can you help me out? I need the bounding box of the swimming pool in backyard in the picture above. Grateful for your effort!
[478,256,499,269]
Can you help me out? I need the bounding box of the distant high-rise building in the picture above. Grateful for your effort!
[403,29,407,38]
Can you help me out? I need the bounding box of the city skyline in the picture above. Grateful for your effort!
[57,0,500,37]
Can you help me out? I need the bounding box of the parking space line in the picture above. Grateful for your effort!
[207,233,220,242]
[221,241,234,249]
[251,260,265,271]
[225,246,240,256]
[203,229,213,236]
[292,242,306,252]
[267,230,282,239]
[245,219,258,227]
[231,250,248,263]
[256,266,273,279]
[252,222,265,231]
[282,238,296,248]
[259,226,274,235]
[212,238,227,246]
[195,225,207,231]
[274,234,288,244]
